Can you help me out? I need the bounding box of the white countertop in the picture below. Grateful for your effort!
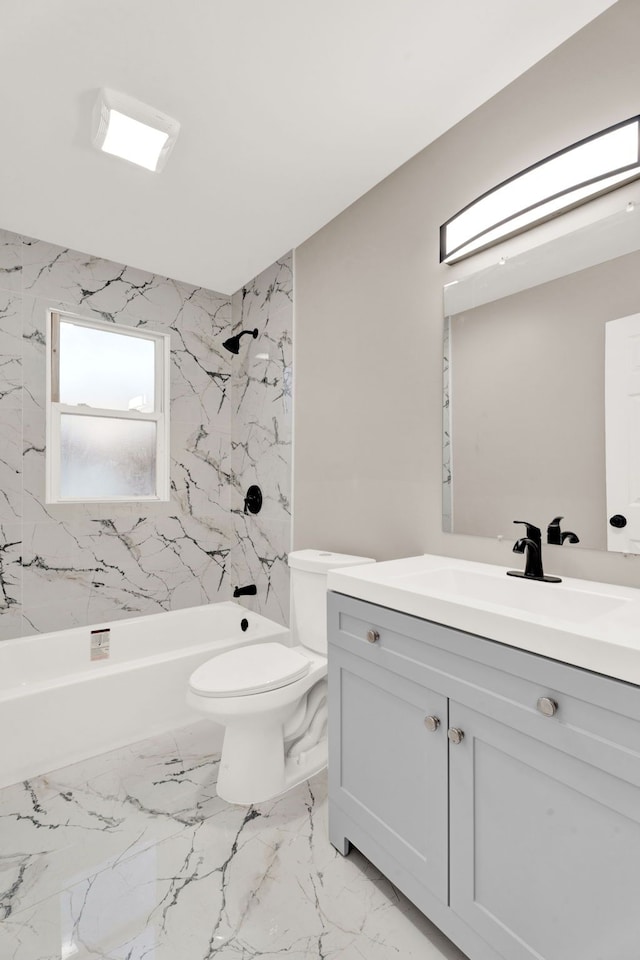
[328,554,640,686]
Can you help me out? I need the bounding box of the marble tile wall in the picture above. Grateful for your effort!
[0,228,293,640]
[229,254,293,625]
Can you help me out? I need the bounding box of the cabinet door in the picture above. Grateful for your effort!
[329,646,448,904]
[449,701,640,960]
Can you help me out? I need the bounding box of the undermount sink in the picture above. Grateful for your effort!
[398,567,629,624]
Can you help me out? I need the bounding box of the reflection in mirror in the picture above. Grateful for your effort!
[443,200,640,553]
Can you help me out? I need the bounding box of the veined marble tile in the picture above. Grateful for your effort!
[0,722,223,923]
[231,359,292,442]
[241,305,293,378]
[24,515,232,628]
[21,521,101,613]
[259,300,294,349]
[0,290,23,402]
[233,252,293,327]
[21,383,61,525]
[3,238,291,639]
[46,719,219,792]
[231,302,292,372]
[21,294,49,412]
[229,255,292,625]
[21,597,94,636]
[0,521,22,638]
[113,514,232,605]
[171,284,233,364]
[171,420,232,524]
[0,228,22,293]
[169,285,234,426]
[21,240,237,364]
[231,417,291,523]
[170,335,233,424]
[0,408,22,521]
[229,516,290,625]
[0,607,22,641]
[0,740,466,960]
[21,238,207,329]
[0,379,22,411]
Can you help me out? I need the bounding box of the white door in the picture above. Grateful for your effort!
[605,313,640,552]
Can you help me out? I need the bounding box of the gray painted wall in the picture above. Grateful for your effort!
[0,230,292,639]
[293,0,640,587]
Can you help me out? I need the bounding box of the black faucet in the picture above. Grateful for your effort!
[507,521,561,583]
[546,516,579,546]
[233,584,257,598]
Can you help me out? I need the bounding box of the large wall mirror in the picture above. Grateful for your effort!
[443,195,640,553]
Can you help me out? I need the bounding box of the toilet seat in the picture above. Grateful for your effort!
[189,642,311,698]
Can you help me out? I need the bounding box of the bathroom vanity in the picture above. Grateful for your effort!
[327,555,640,960]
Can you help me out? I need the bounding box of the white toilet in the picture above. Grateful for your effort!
[187,549,374,804]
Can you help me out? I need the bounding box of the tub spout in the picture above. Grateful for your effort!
[233,584,257,598]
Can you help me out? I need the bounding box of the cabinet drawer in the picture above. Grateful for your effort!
[329,591,640,788]
[329,593,449,673]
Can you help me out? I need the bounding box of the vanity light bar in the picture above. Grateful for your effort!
[440,115,640,264]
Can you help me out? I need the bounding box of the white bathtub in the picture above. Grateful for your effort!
[0,602,289,790]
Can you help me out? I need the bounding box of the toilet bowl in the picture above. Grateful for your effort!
[187,550,374,804]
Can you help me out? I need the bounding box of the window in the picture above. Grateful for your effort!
[46,311,170,503]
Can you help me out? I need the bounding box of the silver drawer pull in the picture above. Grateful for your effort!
[537,697,558,717]
[366,629,380,644]
[424,715,440,732]
[448,728,464,744]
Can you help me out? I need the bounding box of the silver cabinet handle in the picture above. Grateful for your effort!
[537,697,558,717]
[366,629,379,644]
[448,728,464,744]
[424,715,440,732]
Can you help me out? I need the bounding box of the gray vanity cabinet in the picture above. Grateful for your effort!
[449,701,640,960]
[329,644,448,903]
[328,591,640,960]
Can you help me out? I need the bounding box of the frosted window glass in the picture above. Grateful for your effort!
[60,416,156,499]
[59,322,156,411]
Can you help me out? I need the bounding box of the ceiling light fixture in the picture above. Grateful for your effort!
[440,115,640,263]
[92,88,180,172]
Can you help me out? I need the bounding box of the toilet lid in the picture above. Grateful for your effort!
[189,642,311,697]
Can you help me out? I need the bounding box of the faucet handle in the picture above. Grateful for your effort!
[513,520,541,543]
[547,516,580,545]
[546,516,564,545]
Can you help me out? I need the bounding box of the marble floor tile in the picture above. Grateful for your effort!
[0,721,468,960]
[0,723,223,921]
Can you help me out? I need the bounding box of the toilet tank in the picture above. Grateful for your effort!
[288,549,375,654]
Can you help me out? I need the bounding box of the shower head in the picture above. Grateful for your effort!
[222,328,258,355]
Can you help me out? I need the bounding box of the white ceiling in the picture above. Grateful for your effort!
[0,0,617,295]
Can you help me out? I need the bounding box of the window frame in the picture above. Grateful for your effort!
[46,309,171,504]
